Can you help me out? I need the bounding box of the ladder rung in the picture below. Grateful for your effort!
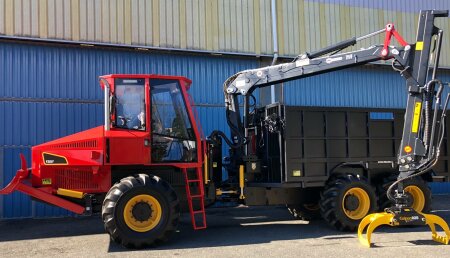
[187,179,201,183]
[189,194,203,198]
[193,210,205,214]
[193,226,206,230]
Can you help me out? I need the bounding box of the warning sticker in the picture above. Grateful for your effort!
[42,178,52,185]
[411,102,422,133]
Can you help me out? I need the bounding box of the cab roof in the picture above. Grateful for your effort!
[99,74,192,90]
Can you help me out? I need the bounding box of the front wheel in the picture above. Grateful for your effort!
[102,174,180,248]
[320,174,378,231]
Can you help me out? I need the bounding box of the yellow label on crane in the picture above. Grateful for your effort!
[416,41,424,51]
[412,102,422,133]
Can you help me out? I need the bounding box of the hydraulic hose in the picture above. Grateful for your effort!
[423,80,439,148]
[209,109,247,149]
[209,130,238,148]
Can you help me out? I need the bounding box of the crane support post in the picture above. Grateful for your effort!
[358,9,450,247]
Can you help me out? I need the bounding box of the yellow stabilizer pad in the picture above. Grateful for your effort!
[358,211,450,247]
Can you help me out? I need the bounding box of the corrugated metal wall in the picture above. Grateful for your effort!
[0,41,256,218]
[283,64,450,108]
[2,1,450,219]
[1,0,450,65]
[1,38,450,218]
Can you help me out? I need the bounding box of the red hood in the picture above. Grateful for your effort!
[33,126,104,150]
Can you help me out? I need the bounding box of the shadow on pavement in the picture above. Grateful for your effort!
[0,215,104,241]
[0,195,448,252]
[107,206,345,252]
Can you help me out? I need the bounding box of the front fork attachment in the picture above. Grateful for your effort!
[358,206,450,247]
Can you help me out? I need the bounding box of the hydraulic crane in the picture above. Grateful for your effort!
[211,9,450,246]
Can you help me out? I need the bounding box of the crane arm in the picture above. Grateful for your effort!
[217,23,412,150]
[225,44,408,97]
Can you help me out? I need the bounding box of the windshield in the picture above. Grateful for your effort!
[114,78,146,130]
[151,79,197,163]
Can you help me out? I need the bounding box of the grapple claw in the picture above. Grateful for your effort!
[358,212,394,247]
[358,208,450,247]
[421,213,450,245]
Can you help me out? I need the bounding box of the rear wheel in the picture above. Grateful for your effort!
[320,174,378,231]
[377,176,431,212]
[102,174,180,248]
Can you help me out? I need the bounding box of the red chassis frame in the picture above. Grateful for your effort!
[0,74,206,215]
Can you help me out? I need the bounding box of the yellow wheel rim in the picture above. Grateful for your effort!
[342,187,371,220]
[404,185,425,212]
[123,194,162,232]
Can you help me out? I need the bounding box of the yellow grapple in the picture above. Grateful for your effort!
[358,207,450,247]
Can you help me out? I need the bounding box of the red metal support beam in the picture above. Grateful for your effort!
[0,154,85,215]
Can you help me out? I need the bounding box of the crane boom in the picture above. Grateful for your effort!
[225,45,407,97]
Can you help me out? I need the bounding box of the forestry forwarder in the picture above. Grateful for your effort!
[1,9,449,248]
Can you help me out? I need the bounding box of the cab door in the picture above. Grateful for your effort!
[106,77,151,165]
[149,78,198,164]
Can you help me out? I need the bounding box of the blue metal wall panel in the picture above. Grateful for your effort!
[2,41,450,219]
[195,106,228,138]
[0,102,103,147]
[32,198,73,218]
[307,0,449,13]
[283,65,450,108]
[430,182,450,195]
[195,105,230,154]
[0,42,256,105]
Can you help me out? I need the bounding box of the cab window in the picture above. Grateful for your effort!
[114,78,146,130]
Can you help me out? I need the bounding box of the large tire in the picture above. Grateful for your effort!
[320,174,378,231]
[377,176,432,212]
[102,174,180,248]
[287,203,322,221]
